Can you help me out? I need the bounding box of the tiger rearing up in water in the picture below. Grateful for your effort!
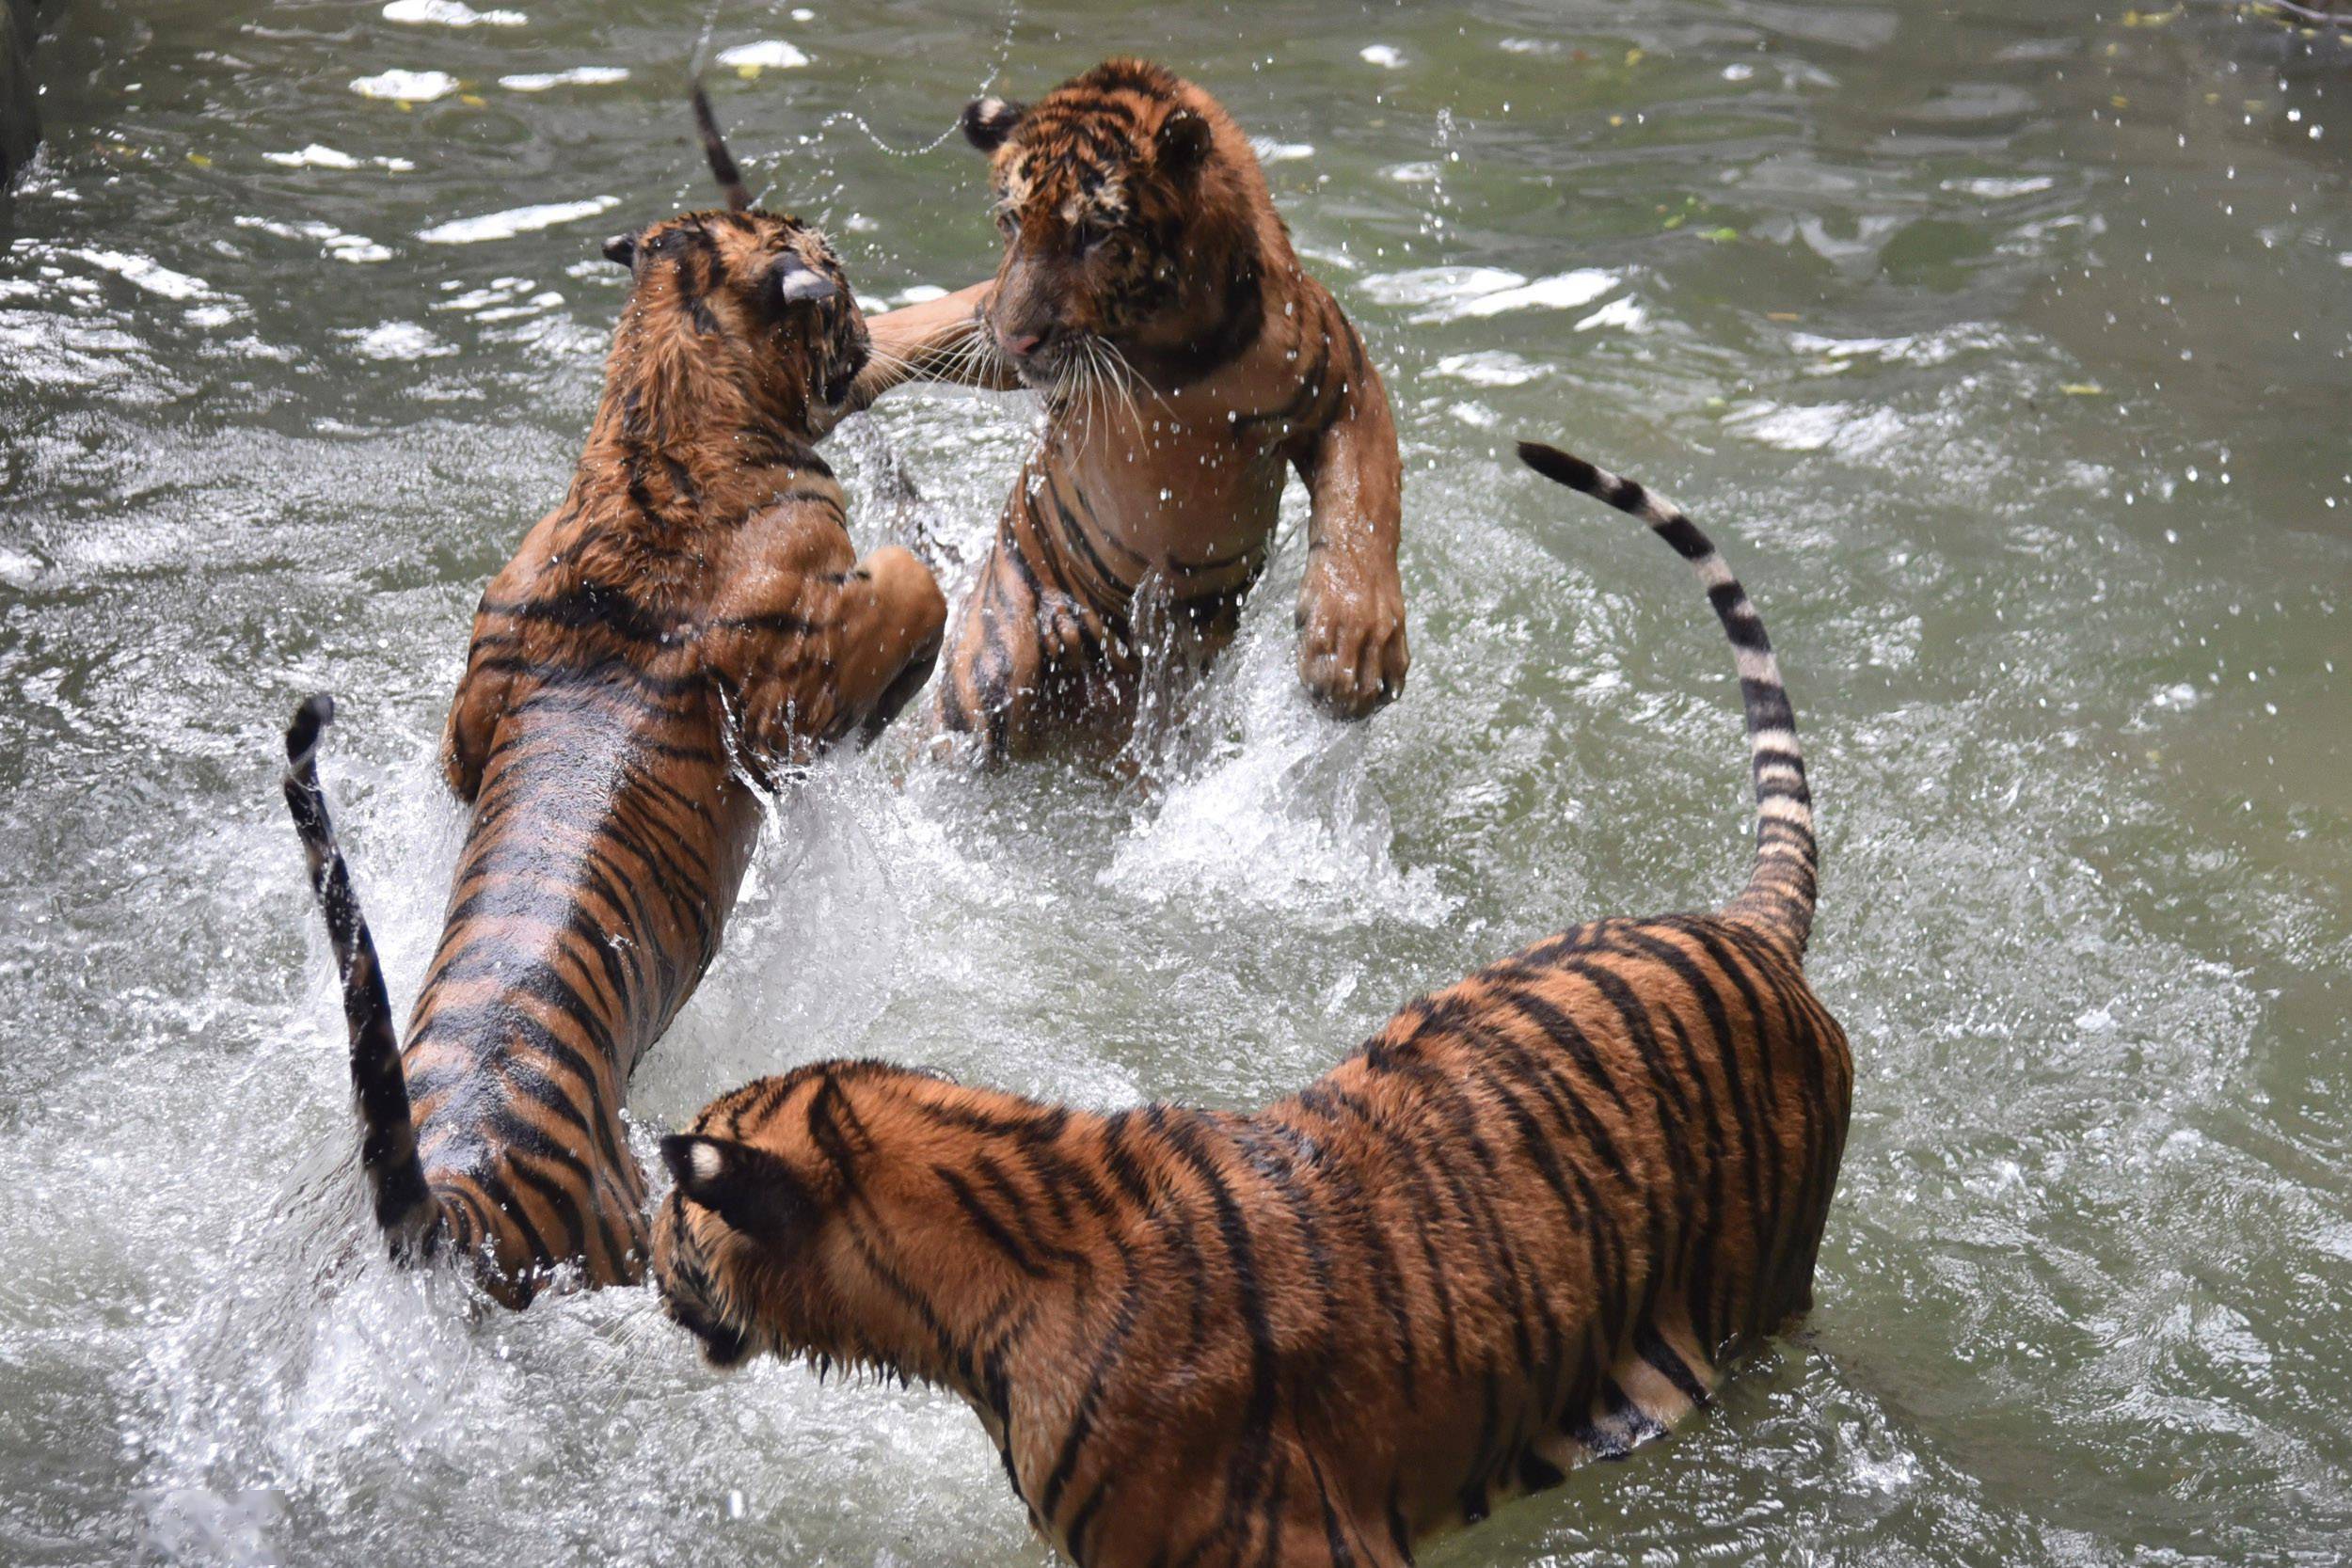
[653,443,1850,1566]
[855,57,1408,758]
[280,93,946,1308]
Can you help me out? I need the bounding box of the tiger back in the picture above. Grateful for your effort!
[281,94,946,1308]
[650,440,1848,1563]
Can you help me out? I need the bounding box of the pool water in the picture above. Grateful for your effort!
[2,1,2347,1563]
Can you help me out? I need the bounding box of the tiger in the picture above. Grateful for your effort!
[651,440,1851,1566]
[851,57,1408,759]
[278,90,946,1310]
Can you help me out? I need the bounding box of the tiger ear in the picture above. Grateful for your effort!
[601,231,638,269]
[1154,109,1212,174]
[660,1134,808,1243]
[771,251,838,307]
[961,95,1025,152]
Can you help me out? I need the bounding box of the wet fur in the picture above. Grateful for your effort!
[282,152,946,1307]
[654,444,1848,1563]
[858,58,1409,758]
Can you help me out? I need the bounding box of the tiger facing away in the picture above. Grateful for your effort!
[652,442,1851,1566]
[280,93,947,1309]
[853,58,1408,758]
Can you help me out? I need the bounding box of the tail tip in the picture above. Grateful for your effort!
[286,693,335,766]
[1517,439,1600,494]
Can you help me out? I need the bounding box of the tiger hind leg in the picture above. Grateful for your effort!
[1533,1315,1724,1474]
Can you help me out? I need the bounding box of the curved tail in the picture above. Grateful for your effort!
[691,82,753,211]
[1517,442,1818,955]
[281,696,440,1257]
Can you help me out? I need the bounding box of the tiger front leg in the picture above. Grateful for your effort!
[839,545,949,743]
[724,539,946,774]
[929,527,1122,763]
[1290,329,1408,721]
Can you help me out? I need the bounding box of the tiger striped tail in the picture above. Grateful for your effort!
[1517,441,1819,955]
[280,695,441,1258]
[691,82,753,211]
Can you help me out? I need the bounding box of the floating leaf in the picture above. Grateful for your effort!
[2061,383,2106,396]
[1701,226,1740,243]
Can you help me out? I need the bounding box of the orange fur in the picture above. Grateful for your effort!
[285,194,945,1307]
[654,446,1849,1560]
[857,59,1408,757]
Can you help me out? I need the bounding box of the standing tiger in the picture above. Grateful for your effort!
[280,94,946,1309]
[652,442,1851,1565]
[853,57,1408,758]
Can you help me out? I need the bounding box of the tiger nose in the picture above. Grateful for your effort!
[998,327,1046,360]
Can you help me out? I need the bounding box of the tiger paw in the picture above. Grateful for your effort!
[1295,558,1409,720]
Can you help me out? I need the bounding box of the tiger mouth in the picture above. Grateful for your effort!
[665,1291,755,1368]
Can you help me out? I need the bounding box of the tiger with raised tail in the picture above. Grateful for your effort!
[281,91,946,1308]
[652,442,1850,1564]
[854,58,1408,758]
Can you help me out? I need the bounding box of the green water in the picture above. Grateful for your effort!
[3,1,2348,1563]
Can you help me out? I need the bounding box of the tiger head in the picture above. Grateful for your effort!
[652,1060,964,1373]
[961,57,1273,389]
[597,209,871,436]
[593,90,871,440]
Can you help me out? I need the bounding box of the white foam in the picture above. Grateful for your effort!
[265,144,417,171]
[1576,295,1648,333]
[233,216,393,264]
[500,67,628,91]
[1359,44,1404,68]
[1359,265,1524,308]
[382,0,525,25]
[1361,265,1620,324]
[350,70,459,102]
[72,248,215,300]
[896,284,949,306]
[417,196,619,245]
[1430,349,1545,387]
[717,40,810,70]
[1944,175,2056,199]
[1724,398,1909,459]
[1248,138,1314,164]
[1440,269,1618,320]
[347,322,454,359]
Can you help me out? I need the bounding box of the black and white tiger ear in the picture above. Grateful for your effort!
[771,252,838,308]
[1154,109,1212,174]
[961,95,1026,152]
[601,231,638,270]
[660,1134,807,1242]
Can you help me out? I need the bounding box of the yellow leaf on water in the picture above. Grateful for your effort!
[1767,311,1801,322]
[460,93,487,108]
[735,63,762,80]
[1609,114,1626,127]
[2061,383,2106,396]
[185,151,212,167]
[2112,94,2130,109]
[1625,48,1645,68]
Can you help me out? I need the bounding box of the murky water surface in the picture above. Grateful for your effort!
[4,1,2349,1562]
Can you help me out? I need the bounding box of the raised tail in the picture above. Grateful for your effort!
[1517,441,1818,955]
[691,82,753,211]
[281,695,439,1258]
